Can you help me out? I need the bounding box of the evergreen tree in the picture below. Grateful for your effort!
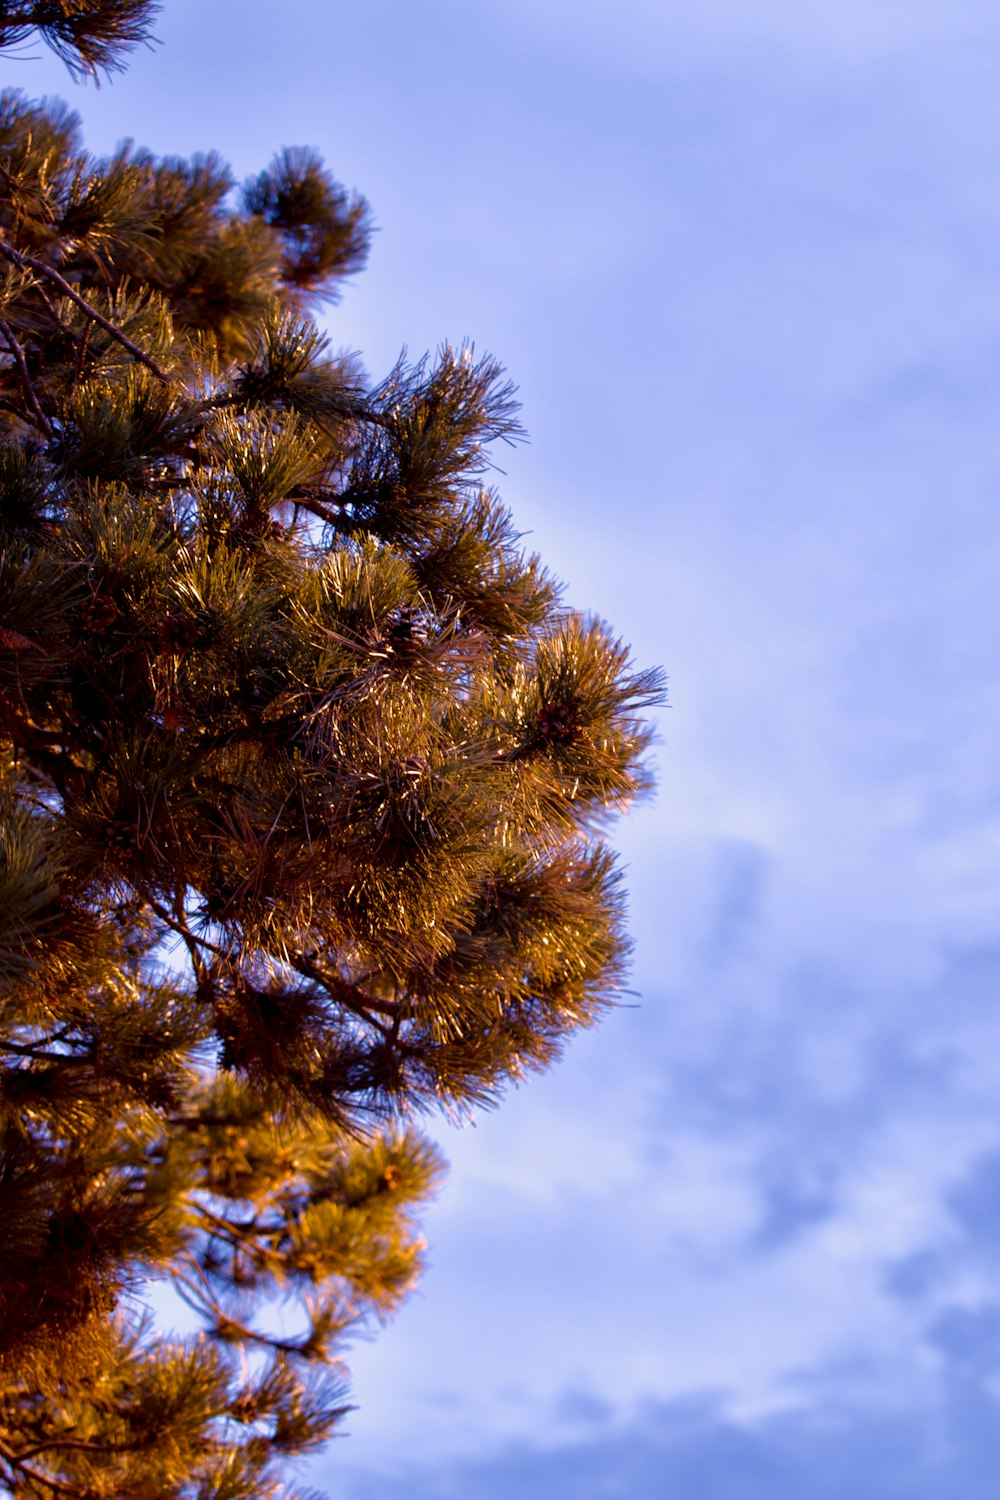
[0,6,662,1495]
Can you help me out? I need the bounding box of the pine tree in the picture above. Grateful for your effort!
[0,6,663,1495]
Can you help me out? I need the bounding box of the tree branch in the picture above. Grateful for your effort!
[0,240,170,383]
[146,894,232,972]
[0,315,52,436]
[7,1436,146,1464]
[285,493,342,529]
[0,1442,79,1496]
[288,952,401,1023]
[174,1257,326,1359]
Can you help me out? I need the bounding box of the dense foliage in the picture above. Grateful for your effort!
[0,5,662,1495]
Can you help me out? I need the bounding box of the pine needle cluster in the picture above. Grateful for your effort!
[0,7,663,1495]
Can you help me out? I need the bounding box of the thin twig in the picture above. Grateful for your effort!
[288,952,401,1023]
[0,315,51,436]
[146,895,232,967]
[0,1442,79,1496]
[284,493,342,528]
[148,894,398,1032]
[173,1258,318,1358]
[0,1037,73,1060]
[172,886,209,986]
[73,318,93,387]
[8,1436,146,1463]
[0,239,170,383]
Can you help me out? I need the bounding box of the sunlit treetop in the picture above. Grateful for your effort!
[0,10,662,1497]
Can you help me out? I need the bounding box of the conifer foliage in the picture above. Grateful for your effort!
[0,5,662,1495]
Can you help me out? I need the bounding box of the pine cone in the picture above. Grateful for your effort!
[536,701,579,744]
[157,612,203,653]
[80,594,119,634]
[103,817,142,853]
[383,607,429,663]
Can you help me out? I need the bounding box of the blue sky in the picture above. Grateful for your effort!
[18,2,1000,1493]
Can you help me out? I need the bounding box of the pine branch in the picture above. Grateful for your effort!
[285,493,342,529]
[288,954,401,1025]
[0,1037,72,1061]
[0,1442,78,1496]
[0,240,170,383]
[191,1201,267,1240]
[4,1437,146,1464]
[174,1259,325,1360]
[3,710,86,797]
[0,1,160,81]
[146,896,232,968]
[168,888,212,994]
[0,317,52,437]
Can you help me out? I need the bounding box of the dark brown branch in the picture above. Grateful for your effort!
[191,1200,267,1240]
[0,315,52,436]
[284,493,342,528]
[0,240,170,383]
[171,886,210,987]
[195,1210,287,1239]
[3,709,86,796]
[173,1258,327,1359]
[73,318,93,388]
[288,952,401,1022]
[146,897,400,1031]
[188,1210,253,1258]
[146,895,232,967]
[0,1036,74,1060]
[165,1111,253,1130]
[7,1436,147,1464]
[0,1442,79,1496]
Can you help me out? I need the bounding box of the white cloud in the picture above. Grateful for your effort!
[330,930,1000,1484]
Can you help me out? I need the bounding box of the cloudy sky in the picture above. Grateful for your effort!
[20,1,1000,1493]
